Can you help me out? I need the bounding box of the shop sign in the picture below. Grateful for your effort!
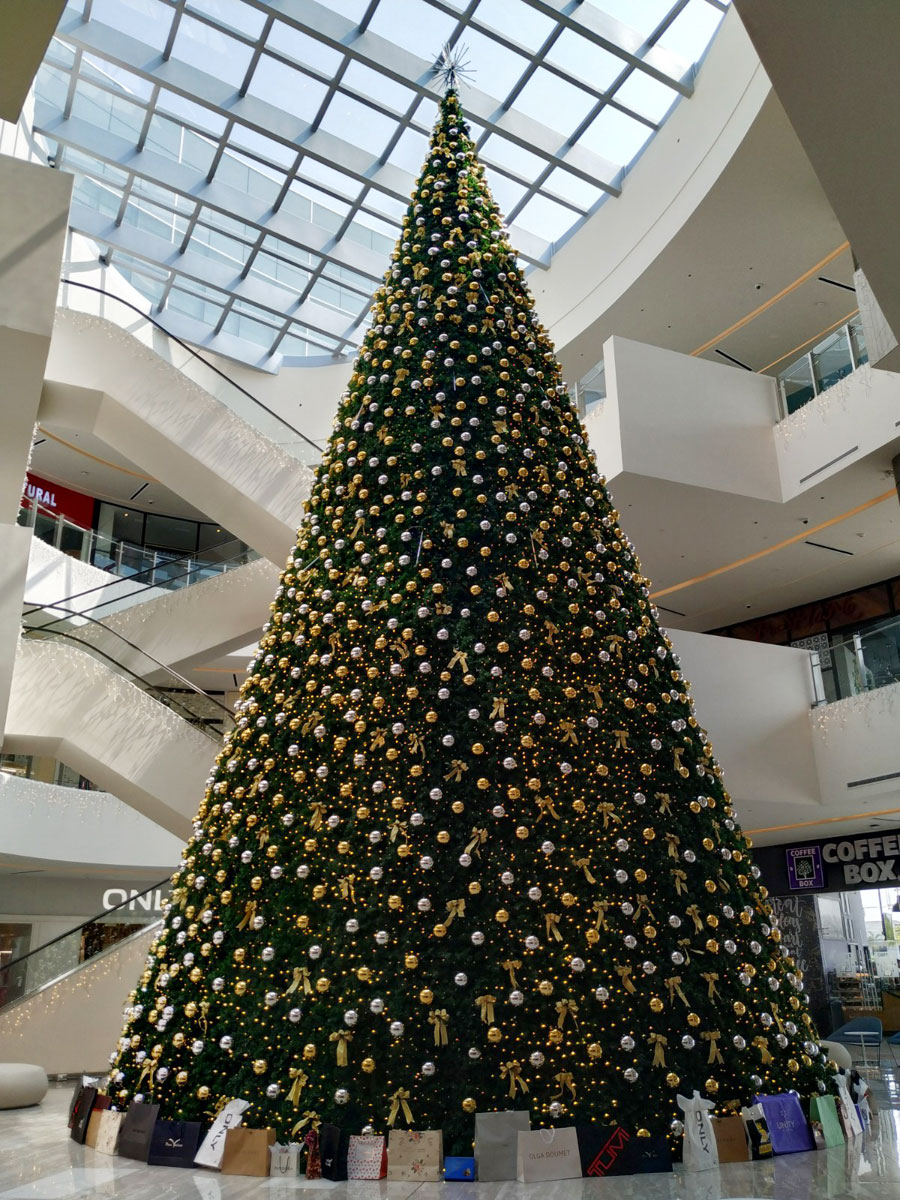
[761,827,900,895]
[102,887,165,913]
[786,845,824,890]
[21,471,95,529]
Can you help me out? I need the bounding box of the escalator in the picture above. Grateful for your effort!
[0,881,167,1074]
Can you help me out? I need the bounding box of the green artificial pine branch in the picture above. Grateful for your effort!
[109,85,832,1153]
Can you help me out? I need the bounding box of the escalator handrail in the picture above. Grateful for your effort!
[60,279,325,458]
[21,605,233,725]
[0,876,171,974]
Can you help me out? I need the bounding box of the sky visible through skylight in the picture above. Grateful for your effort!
[34,0,729,367]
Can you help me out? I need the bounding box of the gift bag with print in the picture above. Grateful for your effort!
[94,1110,124,1156]
[516,1127,581,1183]
[118,1101,161,1162]
[221,1127,276,1177]
[347,1134,387,1180]
[444,1156,475,1180]
[740,1104,773,1159]
[712,1114,749,1163]
[269,1142,302,1178]
[576,1125,633,1177]
[474,1110,531,1181]
[83,1096,110,1150]
[388,1129,443,1181]
[194,1098,251,1168]
[70,1086,99,1144]
[678,1092,719,1172]
[752,1094,814,1154]
[627,1134,673,1175]
[148,1119,203,1167]
[67,1076,99,1129]
[319,1122,350,1181]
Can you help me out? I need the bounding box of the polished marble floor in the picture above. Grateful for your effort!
[2,1075,900,1200]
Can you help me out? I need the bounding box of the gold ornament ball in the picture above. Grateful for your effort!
[538,980,554,996]
[152,1044,163,1058]
[642,828,656,841]
[221,890,232,904]
[801,1054,812,1067]
[636,1129,651,1138]
[185,1002,198,1018]
[687,1013,701,1027]
[707,915,719,928]
[516,826,529,840]
[252,1059,268,1075]
[689,801,701,814]
[561,893,576,908]
[303,1044,317,1060]
[706,939,719,953]
[388,895,402,910]
[357,967,372,983]
[634,868,648,883]
[312,885,327,900]
[734,1002,747,1016]
[197,1086,210,1100]
[650,998,664,1014]
[587,1043,602,1060]
[665,1072,680,1088]
[487,1027,502,1044]
[131,1034,142,1047]
[495,909,509,924]
[419,988,434,1005]
[176,1071,189,1086]
[586,929,600,945]
[548,1029,564,1045]
[172,1033,185,1048]
[362,1058,376,1074]
[462,1098,477,1114]
[189,967,203,982]
[235,981,247,995]
[316,977,330,993]
[705,1078,719,1094]
[452,801,464,815]
[644,924,657,940]
[405,954,419,969]
[788,1059,800,1073]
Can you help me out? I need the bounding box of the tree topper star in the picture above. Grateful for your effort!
[433,42,475,92]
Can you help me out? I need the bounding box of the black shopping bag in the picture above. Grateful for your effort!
[70,1087,98,1144]
[147,1119,203,1167]
[117,1101,161,1162]
[319,1122,350,1181]
[576,1126,633,1177]
[626,1134,672,1174]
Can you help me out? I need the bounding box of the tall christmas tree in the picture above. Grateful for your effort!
[110,85,830,1150]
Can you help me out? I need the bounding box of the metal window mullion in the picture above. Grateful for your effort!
[240,229,268,281]
[272,149,305,214]
[114,174,135,227]
[206,117,235,183]
[239,12,275,99]
[178,201,203,254]
[162,0,187,62]
[156,270,177,313]
[645,0,691,48]
[136,83,161,151]
[309,58,350,135]
[62,47,83,119]
[212,293,237,336]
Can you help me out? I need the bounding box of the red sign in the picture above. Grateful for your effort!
[21,471,96,529]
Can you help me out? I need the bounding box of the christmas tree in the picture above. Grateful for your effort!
[109,86,830,1150]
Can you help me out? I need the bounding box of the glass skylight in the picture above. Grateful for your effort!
[33,0,729,368]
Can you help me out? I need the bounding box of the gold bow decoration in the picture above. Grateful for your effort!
[656,792,672,815]
[390,639,409,659]
[665,976,688,1006]
[555,999,579,1029]
[702,972,720,1002]
[586,683,604,709]
[573,857,596,884]
[686,905,704,933]
[448,648,469,672]
[553,1071,576,1099]
[635,895,655,921]
[328,632,342,652]
[389,820,408,844]
[544,620,559,644]
[545,913,563,941]
[496,572,514,592]
[444,759,468,782]
[351,517,364,538]
[606,635,625,659]
[665,833,681,859]
[649,1034,668,1067]
[770,1004,785,1033]
[593,900,610,931]
[135,1062,153,1092]
[501,1060,528,1098]
[370,729,386,750]
[257,827,270,848]
[536,796,560,821]
[451,459,467,476]
[199,999,210,1034]
[673,746,688,774]
[613,729,630,751]
[286,967,312,996]
[502,959,522,988]
[429,1010,449,1046]
[308,802,327,831]
[445,899,466,925]
[616,965,636,994]
[339,875,357,902]
[237,900,257,930]
[490,697,506,719]
[466,827,488,856]
[677,938,699,963]
[287,1068,308,1105]
[440,521,455,539]
[701,1031,723,1065]
[330,1031,353,1066]
[292,1111,320,1137]
[408,733,425,757]
[476,995,496,1024]
[671,869,688,895]
[388,1090,413,1127]
[753,1036,774,1064]
[559,720,578,745]
[597,802,620,829]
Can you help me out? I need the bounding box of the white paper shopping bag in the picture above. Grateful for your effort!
[269,1142,302,1177]
[516,1128,581,1183]
[678,1091,719,1172]
[94,1110,124,1156]
[193,1098,251,1169]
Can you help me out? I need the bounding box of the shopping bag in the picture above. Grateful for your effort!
[118,1101,161,1162]
[221,1127,276,1176]
[319,1122,350,1180]
[516,1127,581,1183]
[387,1129,443,1181]
[833,1074,863,1138]
[67,1076,98,1128]
[193,1098,251,1168]
[810,1122,826,1150]
[444,1156,475,1180]
[147,1119,203,1167]
[712,1114,749,1163]
[474,1110,531,1181]
[576,1125,633,1177]
[84,1110,104,1150]
[94,1110,124,1156]
[304,1129,322,1179]
[752,1094,814,1154]
[740,1104,773,1159]
[627,1135,672,1174]
[269,1142,301,1177]
[810,1095,844,1148]
[347,1134,387,1180]
[70,1086,99,1144]
[678,1092,718,1172]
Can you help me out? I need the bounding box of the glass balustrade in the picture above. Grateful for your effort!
[806,613,900,706]
[18,501,257,594]
[0,753,96,789]
[777,317,868,417]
